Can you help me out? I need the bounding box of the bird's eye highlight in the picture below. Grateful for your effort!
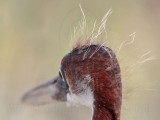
[59,67,66,82]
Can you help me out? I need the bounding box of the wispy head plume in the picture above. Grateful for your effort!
[71,5,112,50]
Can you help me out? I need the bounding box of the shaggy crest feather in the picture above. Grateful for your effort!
[71,5,112,51]
[69,5,156,120]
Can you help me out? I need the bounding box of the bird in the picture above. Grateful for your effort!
[22,43,122,120]
[22,6,122,120]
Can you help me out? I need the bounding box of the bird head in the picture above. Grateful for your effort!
[22,44,122,119]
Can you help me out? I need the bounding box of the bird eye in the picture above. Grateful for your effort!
[59,67,66,82]
[59,71,63,79]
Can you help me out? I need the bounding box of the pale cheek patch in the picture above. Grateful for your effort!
[66,75,94,108]
[66,87,94,107]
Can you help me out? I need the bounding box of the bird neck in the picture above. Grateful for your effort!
[92,101,120,120]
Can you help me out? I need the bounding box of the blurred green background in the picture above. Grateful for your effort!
[0,0,160,120]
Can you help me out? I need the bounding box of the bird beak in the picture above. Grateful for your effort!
[22,75,68,105]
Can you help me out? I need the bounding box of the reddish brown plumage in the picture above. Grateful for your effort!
[61,45,122,120]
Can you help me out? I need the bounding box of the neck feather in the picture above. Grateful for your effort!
[92,102,120,120]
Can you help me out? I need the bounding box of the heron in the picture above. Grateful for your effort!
[22,43,122,120]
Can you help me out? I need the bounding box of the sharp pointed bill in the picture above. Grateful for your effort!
[22,75,69,105]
